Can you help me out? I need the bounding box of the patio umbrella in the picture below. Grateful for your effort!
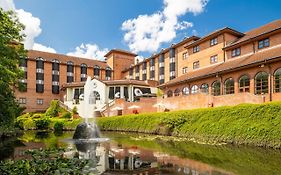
[128,105,140,109]
[111,106,123,111]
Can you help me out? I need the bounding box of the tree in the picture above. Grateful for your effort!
[0,8,26,129]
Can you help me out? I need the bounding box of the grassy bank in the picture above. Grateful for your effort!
[97,101,281,148]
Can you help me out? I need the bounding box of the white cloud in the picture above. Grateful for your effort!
[67,43,109,61]
[33,43,56,53]
[121,0,208,53]
[0,0,15,11]
[0,0,56,51]
[15,9,42,49]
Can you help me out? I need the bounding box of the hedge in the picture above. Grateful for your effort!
[97,101,281,148]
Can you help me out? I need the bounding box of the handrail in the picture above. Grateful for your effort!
[58,101,72,112]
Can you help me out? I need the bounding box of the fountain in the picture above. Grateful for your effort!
[72,76,108,141]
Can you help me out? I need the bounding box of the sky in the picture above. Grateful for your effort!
[1,0,281,60]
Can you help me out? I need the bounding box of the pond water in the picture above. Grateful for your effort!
[1,131,281,175]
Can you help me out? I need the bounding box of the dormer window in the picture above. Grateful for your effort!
[258,38,270,49]
[210,37,218,46]
[193,45,200,53]
[231,48,241,57]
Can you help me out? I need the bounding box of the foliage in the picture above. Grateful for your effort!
[0,148,89,175]
[61,112,72,119]
[54,121,64,132]
[34,118,51,130]
[97,101,281,148]
[16,112,82,131]
[72,106,78,114]
[45,100,60,117]
[0,8,26,131]
[156,88,164,97]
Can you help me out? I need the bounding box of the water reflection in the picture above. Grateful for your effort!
[1,131,281,175]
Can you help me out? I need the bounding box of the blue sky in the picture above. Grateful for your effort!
[3,0,281,59]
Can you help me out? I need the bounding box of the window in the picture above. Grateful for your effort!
[170,71,176,80]
[210,37,218,46]
[274,68,281,93]
[211,80,221,96]
[191,85,199,94]
[89,91,101,104]
[182,87,189,95]
[52,60,60,94]
[193,61,200,69]
[106,67,112,80]
[80,64,87,81]
[174,88,180,96]
[258,38,270,49]
[94,65,100,78]
[239,75,250,93]
[210,55,218,64]
[19,58,28,92]
[231,48,241,57]
[183,52,188,60]
[193,45,200,53]
[37,99,43,105]
[224,78,235,95]
[182,67,188,74]
[19,98,26,104]
[200,84,209,94]
[167,90,173,97]
[150,58,155,79]
[36,58,44,93]
[67,61,74,83]
[169,48,175,58]
[255,72,268,94]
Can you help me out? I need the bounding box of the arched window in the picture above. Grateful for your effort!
[274,68,281,93]
[167,90,173,97]
[66,61,74,83]
[224,78,234,94]
[191,85,199,94]
[255,72,268,94]
[182,87,189,95]
[106,67,112,80]
[89,91,101,104]
[239,75,250,93]
[211,80,220,96]
[94,65,100,78]
[200,83,209,94]
[174,88,180,96]
[80,63,87,81]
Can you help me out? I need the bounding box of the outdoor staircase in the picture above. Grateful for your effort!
[58,101,72,112]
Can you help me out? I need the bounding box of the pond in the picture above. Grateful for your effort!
[1,131,281,175]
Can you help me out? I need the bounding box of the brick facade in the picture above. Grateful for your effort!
[15,19,281,113]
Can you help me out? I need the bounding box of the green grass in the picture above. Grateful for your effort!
[97,101,281,148]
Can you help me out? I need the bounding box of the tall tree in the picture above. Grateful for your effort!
[0,8,26,128]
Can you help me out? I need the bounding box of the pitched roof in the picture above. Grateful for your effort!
[104,49,137,57]
[225,19,281,49]
[61,79,158,89]
[185,27,244,48]
[160,46,281,87]
[103,79,158,87]
[121,36,199,73]
[28,50,108,69]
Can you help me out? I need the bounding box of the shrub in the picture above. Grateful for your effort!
[54,121,64,132]
[35,118,51,130]
[45,100,60,117]
[62,112,72,119]
[72,106,78,115]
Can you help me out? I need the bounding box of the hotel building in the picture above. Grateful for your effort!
[15,19,281,115]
